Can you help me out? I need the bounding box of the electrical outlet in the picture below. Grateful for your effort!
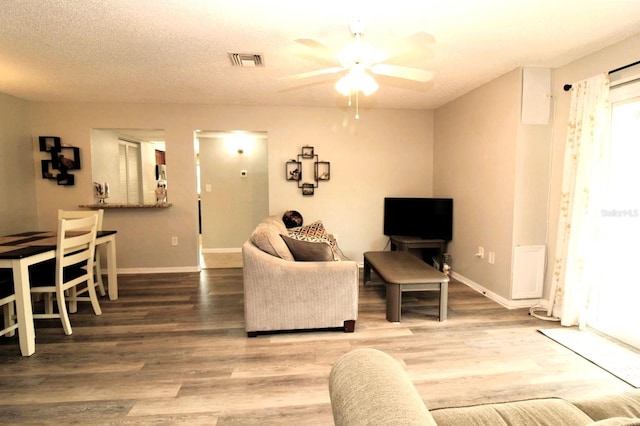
[171,236,178,246]
[476,246,484,258]
[489,251,495,264]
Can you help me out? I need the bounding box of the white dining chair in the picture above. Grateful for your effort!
[57,209,105,297]
[0,270,18,338]
[29,214,101,335]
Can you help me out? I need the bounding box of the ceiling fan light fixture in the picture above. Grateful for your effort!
[337,40,384,68]
[335,66,379,96]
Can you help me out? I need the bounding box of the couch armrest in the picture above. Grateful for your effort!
[573,390,640,421]
[329,348,437,426]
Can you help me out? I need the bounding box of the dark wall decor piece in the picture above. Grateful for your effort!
[38,136,80,186]
[52,147,81,174]
[302,146,314,158]
[302,183,315,196]
[286,159,302,181]
[39,136,61,152]
[41,160,56,180]
[285,146,330,196]
[56,174,75,186]
[315,161,331,181]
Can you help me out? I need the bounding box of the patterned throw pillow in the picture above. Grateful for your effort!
[280,234,334,261]
[287,221,338,260]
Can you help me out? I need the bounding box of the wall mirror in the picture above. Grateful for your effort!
[91,128,166,204]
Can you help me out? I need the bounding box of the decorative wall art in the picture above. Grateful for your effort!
[286,160,301,182]
[39,136,61,152]
[38,136,81,186]
[285,146,330,196]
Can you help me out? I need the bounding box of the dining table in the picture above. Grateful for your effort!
[0,230,118,356]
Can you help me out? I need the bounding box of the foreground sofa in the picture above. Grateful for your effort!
[329,348,640,426]
[242,215,359,336]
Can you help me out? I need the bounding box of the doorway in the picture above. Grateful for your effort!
[195,130,269,268]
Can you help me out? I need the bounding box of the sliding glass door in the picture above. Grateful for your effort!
[587,76,640,349]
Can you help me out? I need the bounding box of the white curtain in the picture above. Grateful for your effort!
[550,73,610,327]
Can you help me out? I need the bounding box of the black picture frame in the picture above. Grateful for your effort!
[315,161,331,181]
[301,146,314,158]
[302,183,315,196]
[38,136,61,152]
[41,160,56,180]
[51,147,81,171]
[286,160,301,181]
[56,173,75,186]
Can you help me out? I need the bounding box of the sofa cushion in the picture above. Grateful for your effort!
[574,390,640,422]
[430,398,594,426]
[329,234,351,261]
[329,348,437,426]
[250,222,294,261]
[263,215,288,235]
[280,234,335,261]
[288,220,330,241]
[588,418,640,425]
[288,221,339,260]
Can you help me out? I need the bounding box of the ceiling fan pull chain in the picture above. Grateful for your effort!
[355,90,360,119]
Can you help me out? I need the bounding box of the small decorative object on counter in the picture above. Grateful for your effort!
[94,182,109,203]
[155,180,167,203]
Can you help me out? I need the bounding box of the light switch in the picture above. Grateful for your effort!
[205,184,212,192]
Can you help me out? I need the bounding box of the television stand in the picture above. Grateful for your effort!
[389,236,447,271]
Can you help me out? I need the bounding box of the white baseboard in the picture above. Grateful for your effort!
[201,248,242,254]
[450,271,545,310]
[117,263,543,307]
[115,266,201,274]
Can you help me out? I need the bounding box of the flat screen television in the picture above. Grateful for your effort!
[383,197,453,241]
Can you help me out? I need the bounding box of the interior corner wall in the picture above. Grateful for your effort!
[0,92,37,234]
[433,69,521,300]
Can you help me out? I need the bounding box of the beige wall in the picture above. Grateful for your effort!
[29,103,434,271]
[0,92,37,234]
[434,69,522,300]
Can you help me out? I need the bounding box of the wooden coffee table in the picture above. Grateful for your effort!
[363,251,449,322]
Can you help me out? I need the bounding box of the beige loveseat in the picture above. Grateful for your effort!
[329,348,640,426]
[242,215,359,337]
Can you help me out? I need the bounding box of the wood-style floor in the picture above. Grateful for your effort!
[0,269,633,424]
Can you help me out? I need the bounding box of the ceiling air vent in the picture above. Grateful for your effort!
[228,53,264,67]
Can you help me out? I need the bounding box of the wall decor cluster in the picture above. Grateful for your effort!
[39,136,81,186]
[285,146,330,196]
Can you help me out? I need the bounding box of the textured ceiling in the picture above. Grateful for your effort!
[1,0,640,110]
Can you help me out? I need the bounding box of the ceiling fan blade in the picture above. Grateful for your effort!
[381,31,435,63]
[370,63,435,82]
[279,66,345,81]
[295,38,338,58]
[402,31,435,46]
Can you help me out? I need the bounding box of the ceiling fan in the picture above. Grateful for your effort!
[281,19,436,118]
